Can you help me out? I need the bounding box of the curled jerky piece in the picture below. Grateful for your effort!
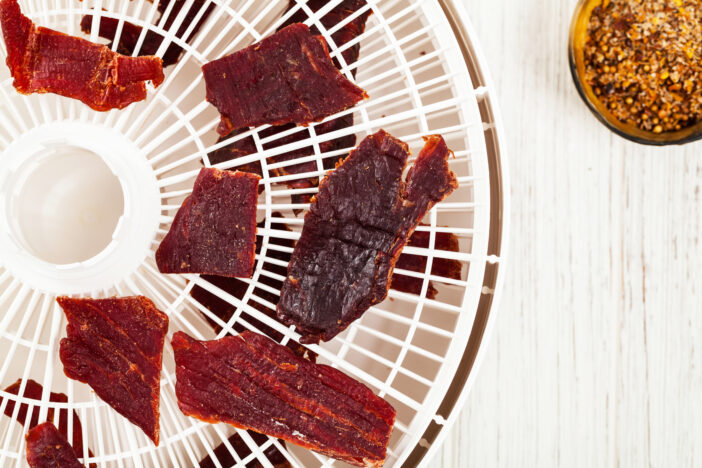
[156,168,259,278]
[0,0,163,111]
[209,0,371,205]
[173,331,395,467]
[0,379,92,464]
[391,229,463,299]
[277,131,458,343]
[26,422,83,468]
[203,23,366,136]
[58,296,168,445]
[200,430,290,468]
[81,0,215,67]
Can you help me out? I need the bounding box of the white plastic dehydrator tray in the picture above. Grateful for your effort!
[0,0,508,466]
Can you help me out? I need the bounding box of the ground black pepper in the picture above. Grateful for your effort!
[583,0,702,133]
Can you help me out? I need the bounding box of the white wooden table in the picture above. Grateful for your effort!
[435,0,702,466]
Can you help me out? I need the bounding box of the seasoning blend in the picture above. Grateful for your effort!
[569,0,702,145]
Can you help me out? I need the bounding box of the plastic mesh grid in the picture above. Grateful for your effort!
[0,0,494,466]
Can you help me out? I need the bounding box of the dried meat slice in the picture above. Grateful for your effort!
[57,296,168,445]
[391,229,463,299]
[173,331,395,467]
[81,0,216,67]
[156,167,260,277]
[0,0,163,111]
[203,23,367,136]
[279,0,371,73]
[26,422,83,468]
[200,430,290,468]
[277,131,458,343]
[0,379,91,463]
[207,1,371,203]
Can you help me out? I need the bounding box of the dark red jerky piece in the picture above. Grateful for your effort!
[277,131,458,343]
[173,331,395,467]
[206,1,370,204]
[191,214,315,361]
[279,0,371,72]
[156,168,260,277]
[200,430,290,468]
[57,296,169,445]
[26,422,83,468]
[81,0,216,67]
[0,379,92,464]
[203,23,366,136]
[0,0,163,111]
[391,229,462,299]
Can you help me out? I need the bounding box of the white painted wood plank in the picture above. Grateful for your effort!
[435,0,702,466]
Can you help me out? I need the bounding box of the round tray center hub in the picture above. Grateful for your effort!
[12,145,125,264]
[0,123,161,294]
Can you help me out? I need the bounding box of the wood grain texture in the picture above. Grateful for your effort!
[436,0,702,466]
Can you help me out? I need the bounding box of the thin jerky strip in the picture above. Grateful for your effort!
[0,0,163,111]
[199,430,290,468]
[203,23,366,136]
[156,168,260,278]
[177,333,391,461]
[391,229,462,299]
[209,1,371,205]
[0,379,92,465]
[277,131,458,343]
[58,296,168,445]
[26,422,83,468]
[173,331,395,467]
[81,0,216,67]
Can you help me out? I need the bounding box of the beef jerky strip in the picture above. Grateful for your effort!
[209,1,370,206]
[190,213,314,360]
[200,430,290,468]
[58,296,169,445]
[26,422,83,468]
[0,379,93,466]
[0,0,163,111]
[203,23,366,136]
[173,330,395,467]
[277,131,458,343]
[279,0,370,73]
[390,229,462,299]
[156,168,259,277]
[81,0,216,67]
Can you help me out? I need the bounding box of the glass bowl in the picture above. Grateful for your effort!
[568,0,702,146]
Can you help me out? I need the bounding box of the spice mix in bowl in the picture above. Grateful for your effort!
[569,0,702,145]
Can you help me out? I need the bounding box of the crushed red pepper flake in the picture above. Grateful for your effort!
[57,296,169,445]
[81,0,216,67]
[0,0,163,111]
[26,422,83,468]
[390,229,462,299]
[156,167,260,278]
[0,379,93,466]
[173,331,395,467]
[200,430,290,468]
[277,131,458,343]
[203,23,367,136]
[584,0,702,133]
